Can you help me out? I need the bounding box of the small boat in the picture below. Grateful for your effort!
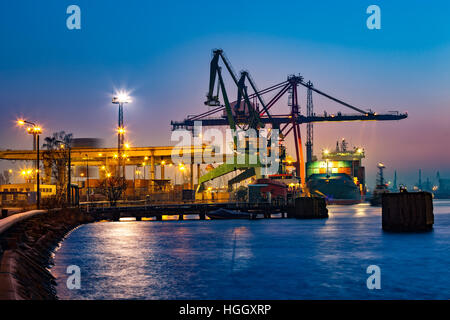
[207,208,250,220]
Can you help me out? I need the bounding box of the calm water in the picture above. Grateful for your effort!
[52,200,450,299]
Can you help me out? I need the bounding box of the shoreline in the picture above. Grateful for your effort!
[0,208,94,300]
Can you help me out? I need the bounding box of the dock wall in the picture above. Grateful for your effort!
[0,208,94,299]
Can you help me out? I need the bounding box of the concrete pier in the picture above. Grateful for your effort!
[87,199,329,221]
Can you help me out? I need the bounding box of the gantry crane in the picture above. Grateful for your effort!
[171,49,408,193]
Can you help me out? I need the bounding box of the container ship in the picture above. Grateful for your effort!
[306,139,366,204]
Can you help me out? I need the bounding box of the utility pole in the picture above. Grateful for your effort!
[85,154,90,203]
[112,92,131,179]
[17,119,41,209]
[36,134,40,209]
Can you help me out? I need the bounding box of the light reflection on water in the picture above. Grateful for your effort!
[52,200,450,300]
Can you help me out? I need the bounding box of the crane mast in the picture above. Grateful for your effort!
[306,81,314,163]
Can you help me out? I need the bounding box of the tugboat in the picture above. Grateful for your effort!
[369,163,389,206]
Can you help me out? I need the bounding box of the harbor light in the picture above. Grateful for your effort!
[112,91,132,104]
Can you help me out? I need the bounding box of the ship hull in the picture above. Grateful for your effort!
[307,173,362,205]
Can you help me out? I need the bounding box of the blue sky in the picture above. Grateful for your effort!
[0,0,449,186]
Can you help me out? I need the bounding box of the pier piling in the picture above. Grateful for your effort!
[288,197,328,219]
[382,192,434,232]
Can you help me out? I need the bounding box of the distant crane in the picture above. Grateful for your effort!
[393,170,398,191]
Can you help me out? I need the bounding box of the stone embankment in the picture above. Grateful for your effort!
[0,208,94,299]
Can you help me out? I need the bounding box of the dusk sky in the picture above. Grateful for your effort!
[0,0,449,187]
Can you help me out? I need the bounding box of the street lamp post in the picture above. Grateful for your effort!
[112,92,131,179]
[18,120,42,209]
[85,154,90,203]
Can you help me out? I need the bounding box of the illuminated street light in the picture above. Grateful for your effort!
[112,91,132,179]
[112,91,132,104]
[17,118,42,209]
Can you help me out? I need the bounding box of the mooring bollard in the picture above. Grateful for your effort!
[382,192,434,232]
[288,197,328,219]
